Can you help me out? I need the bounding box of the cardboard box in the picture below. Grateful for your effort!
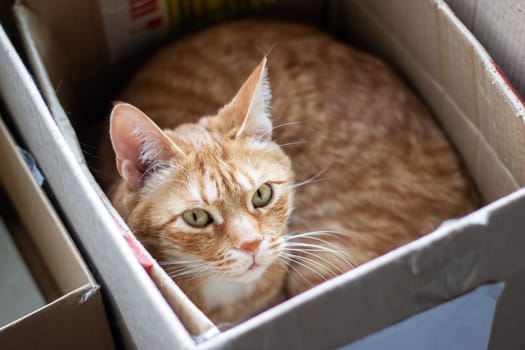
[1,0,525,348]
[447,0,525,100]
[438,2,525,348]
[0,117,115,349]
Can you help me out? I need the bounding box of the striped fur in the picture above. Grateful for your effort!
[98,20,478,324]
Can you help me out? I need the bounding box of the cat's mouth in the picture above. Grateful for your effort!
[228,260,267,283]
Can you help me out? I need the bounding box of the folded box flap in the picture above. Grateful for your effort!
[0,285,114,349]
[13,2,85,162]
[0,117,93,292]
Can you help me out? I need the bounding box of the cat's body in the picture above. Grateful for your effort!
[99,20,478,324]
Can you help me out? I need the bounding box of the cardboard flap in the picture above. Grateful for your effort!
[16,0,108,72]
[0,285,114,350]
[0,118,93,293]
[447,0,525,99]
[0,215,45,327]
[13,2,85,161]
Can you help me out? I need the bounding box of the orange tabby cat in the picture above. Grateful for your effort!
[98,20,478,324]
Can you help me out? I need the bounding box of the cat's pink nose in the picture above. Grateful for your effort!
[239,237,262,255]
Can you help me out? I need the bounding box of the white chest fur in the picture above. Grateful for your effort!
[200,276,257,310]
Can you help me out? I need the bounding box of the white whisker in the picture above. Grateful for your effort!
[278,256,313,286]
[290,165,331,189]
[284,231,356,267]
[278,140,309,148]
[282,248,350,274]
[159,258,202,266]
[280,253,331,282]
[257,121,303,141]
[272,121,303,132]
[283,246,353,267]
[283,242,354,265]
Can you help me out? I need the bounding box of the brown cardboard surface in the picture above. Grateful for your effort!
[3,0,525,348]
[0,214,45,327]
[447,0,525,99]
[444,3,525,348]
[20,0,108,73]
[0,117,115,349]
[13,4,84,161]
[0,285,111,350]
[0,19,198,350]
[6,214,61,301]
[0,118,92,292]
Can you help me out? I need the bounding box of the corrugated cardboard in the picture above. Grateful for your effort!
[1,0,525,348]
[444,2,525,348]
[447,0,525,100]
[0,118,115,349]
[0,215,45,328]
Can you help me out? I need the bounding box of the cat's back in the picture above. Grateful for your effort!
[100,20,398,189]
[117,19,350,128]
[100,20,478,269]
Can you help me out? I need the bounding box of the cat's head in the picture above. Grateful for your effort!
[109,58,294,284]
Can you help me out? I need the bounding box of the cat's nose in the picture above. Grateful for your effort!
[239,236,262,255]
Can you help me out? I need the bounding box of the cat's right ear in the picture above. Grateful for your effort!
[215,57,272,141]
[109,103,183,190]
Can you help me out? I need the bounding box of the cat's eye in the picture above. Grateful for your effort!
[252,183,273,208]
[182,209,213,228]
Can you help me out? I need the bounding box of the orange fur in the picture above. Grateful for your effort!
[98,20,478,324]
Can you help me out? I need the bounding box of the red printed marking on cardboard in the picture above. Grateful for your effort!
[129,0,158,19]
[491,60,525,108]
[124,235,154,273]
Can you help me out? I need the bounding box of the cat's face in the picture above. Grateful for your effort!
[110,58,294,283]
[135,128,292,283]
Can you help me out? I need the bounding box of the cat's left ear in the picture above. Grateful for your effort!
[109,102,184,190]
[220,57,272,141]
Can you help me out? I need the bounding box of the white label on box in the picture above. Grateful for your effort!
[97,0,276,62]
[97,0,170,62]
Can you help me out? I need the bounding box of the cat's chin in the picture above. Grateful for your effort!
[226,264,268,284]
